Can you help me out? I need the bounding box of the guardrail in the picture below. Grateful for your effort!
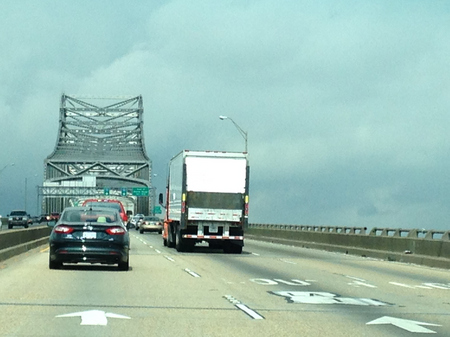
[246,224,450,269]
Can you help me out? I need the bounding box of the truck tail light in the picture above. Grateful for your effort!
[244,195,249,216]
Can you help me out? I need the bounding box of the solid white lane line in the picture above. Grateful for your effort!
[389,282,414,288]
[184,268,200,278]
[349,280,377,288]
[223,295,265,320]
[235,304,264,320]
[280,259,296,264]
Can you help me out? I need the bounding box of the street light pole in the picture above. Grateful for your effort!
[0,163,14,229]
[219,116,248,153]
[24,174,38,213]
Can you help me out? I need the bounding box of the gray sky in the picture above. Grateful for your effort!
[1,0,449,231]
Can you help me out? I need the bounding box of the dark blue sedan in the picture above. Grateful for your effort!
[48,206,130,271]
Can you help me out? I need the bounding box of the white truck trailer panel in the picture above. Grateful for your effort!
[168,151,248,222]
[185,156,247,193]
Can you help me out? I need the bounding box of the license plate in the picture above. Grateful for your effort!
[82,232,96,239]
[209,224,218,233]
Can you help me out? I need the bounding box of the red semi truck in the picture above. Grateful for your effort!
[159,150,249,253]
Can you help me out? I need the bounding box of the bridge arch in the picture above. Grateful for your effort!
[41,94,153,215]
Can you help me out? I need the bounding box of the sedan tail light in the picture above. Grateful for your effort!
[54,225,74,234]
[106,227,126,235]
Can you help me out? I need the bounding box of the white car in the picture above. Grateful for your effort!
[130,214,144,230]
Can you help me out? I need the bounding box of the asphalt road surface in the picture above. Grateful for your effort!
[0,232,449,336]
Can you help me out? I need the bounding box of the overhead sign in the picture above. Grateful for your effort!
[132,187,149,196]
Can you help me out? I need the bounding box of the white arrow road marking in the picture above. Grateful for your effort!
[272,291,389,306]
[56,310,130,326]
[367,316,441,333]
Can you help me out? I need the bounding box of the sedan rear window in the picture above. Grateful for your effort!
[62,209,119,223]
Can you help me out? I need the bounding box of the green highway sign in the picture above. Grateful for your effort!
[153,206,162,214]
[132,187,149,196]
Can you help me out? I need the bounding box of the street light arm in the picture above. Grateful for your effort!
[229,118,247,141]
[0,163,14,174]
[219,116,248,152]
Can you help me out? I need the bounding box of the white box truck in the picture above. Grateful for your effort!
[159,150,249,253]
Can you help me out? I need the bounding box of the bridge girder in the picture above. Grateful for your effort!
[42,95,153,215]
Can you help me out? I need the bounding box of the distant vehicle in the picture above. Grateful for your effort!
[138,216,162,234]
[48,206,130,271]
[50,212,60,221]
[160,150,249,253]
[130,214,144,230]
[81,199,129,224]
[7,210,30,229]
[38,214,50,223]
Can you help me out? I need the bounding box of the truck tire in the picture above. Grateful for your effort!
[175,229,186,252]
[175,229,194,252]
[167,225,176,248]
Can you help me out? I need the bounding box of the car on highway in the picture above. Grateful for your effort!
[50,212,60,221]
[138,216,163,234]
[38,214,51,223]
[7,210,30,229]
[48,206,130,271]
[130,213,144,230]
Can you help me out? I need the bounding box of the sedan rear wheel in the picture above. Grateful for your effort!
[118,257,129,271]
[49,257,62,270]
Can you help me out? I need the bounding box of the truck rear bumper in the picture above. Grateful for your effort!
[182,234,243,240]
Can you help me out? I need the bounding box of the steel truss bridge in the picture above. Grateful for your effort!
[40,94,152,215]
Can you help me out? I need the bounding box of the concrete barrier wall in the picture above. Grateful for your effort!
[247,224,450,269]
[0,226,51,262]
[0,220,448,269]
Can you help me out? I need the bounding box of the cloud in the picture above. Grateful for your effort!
[1,1,450,231]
